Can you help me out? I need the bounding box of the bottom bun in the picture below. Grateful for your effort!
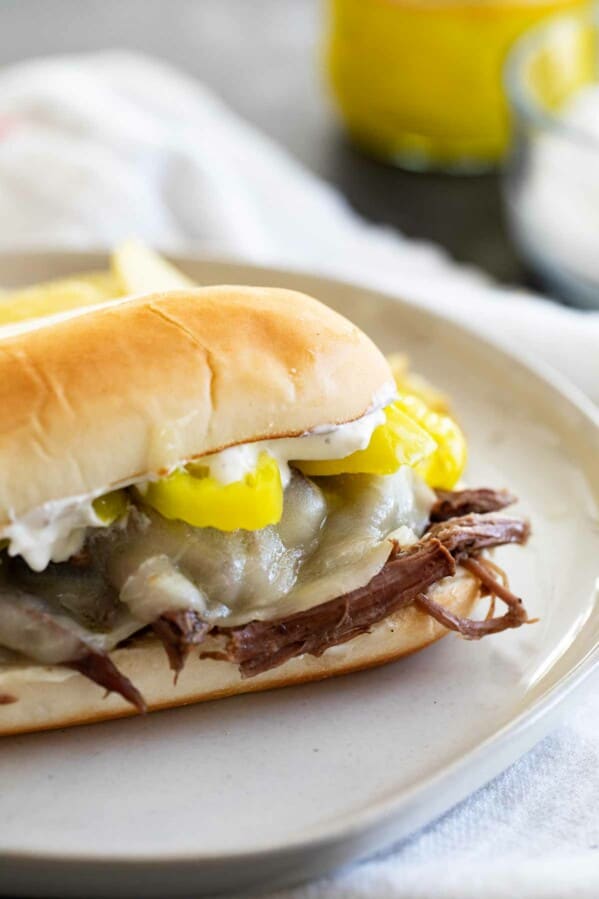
[0,571,480,736]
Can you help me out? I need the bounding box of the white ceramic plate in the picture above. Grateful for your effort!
[0,253,598,898]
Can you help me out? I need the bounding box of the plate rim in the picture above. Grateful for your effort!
[0,250,598,872]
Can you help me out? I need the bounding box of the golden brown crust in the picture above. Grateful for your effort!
[0,286,393,522]
[0,571,480,736]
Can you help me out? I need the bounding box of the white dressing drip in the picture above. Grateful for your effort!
[2,498,103,573]
[200,406,386,488]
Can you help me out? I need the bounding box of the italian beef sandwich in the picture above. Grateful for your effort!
[0,286,531,734]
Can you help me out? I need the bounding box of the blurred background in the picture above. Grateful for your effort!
[0,0,597,306]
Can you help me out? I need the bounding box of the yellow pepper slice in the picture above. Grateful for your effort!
[92,489,129,524]
[395,394,467,490]
[386,353,450,414]
[140,452,283,532]
[297,402,437,477]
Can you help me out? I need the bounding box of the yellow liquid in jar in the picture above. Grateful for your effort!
[326,0,589,170]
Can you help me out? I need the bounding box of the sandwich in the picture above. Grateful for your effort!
[0,285,531,734]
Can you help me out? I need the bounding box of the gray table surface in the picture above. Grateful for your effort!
[0,0,531,287]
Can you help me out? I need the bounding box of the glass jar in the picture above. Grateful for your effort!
[503,10,599,308]
[325,0,590,172]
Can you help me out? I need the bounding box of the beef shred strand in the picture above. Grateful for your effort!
[216,511,530,677]
[430,488,516,522]
[426,514,530,559]
[416,556,528,638]
[68,651,147,713]
[152,610,209,679]
[218,540,456,677]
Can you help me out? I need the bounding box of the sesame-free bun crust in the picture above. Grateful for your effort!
[0,571,479,736]
[0,286,393,523]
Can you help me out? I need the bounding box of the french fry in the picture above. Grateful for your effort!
[112,239,195,294]
[0,272,121,326]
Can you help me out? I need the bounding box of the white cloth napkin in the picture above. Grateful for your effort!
[0,52,597,899]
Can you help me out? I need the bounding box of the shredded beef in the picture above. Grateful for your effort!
[214,511,530,677]
[0,485,531,709]
[214,539,455,677]
[68,650,146,712]
[0,587,145,710]
[416,557,528,638]
[430,488,516,522]
[426,514,530,559]
[152,610,210,678]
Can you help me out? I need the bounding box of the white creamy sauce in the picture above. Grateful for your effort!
[2,498,103,573]
[0,398,394,572]
[202,406,386,487]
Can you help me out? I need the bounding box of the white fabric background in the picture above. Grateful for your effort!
[0,52,597,898]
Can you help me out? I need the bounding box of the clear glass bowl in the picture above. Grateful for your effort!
[503,9,599,308]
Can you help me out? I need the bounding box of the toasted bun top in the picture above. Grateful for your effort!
[0,286,393,521]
